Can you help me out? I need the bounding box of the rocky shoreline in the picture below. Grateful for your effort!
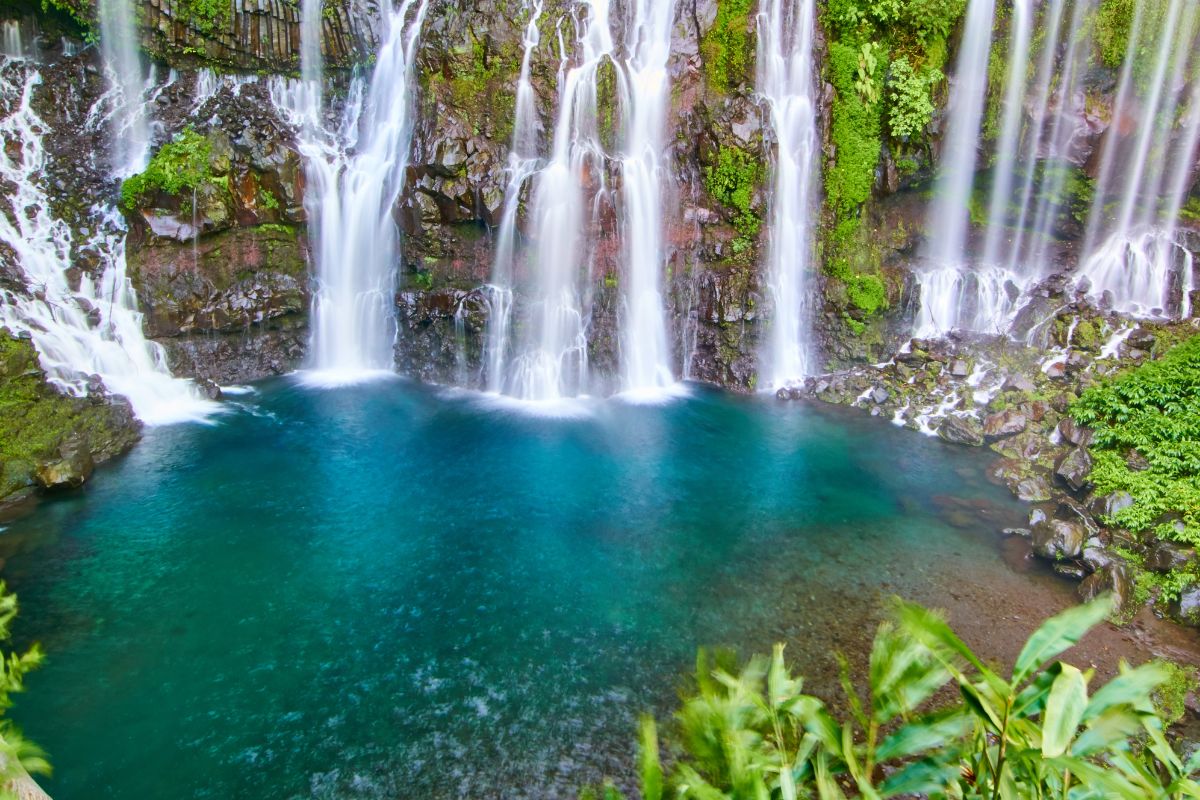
[780,274,1200,629]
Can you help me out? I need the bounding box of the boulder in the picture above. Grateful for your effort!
[1056,418,1094,447]
[983,409,1027,441]
[1088,491,1134,518]
[34,436,94,489]
[1012,474,1053,503]
[1032,519,1086,560]
[1146,541,1196,573]
[949,359,970,377]
[1081,546,1114,573]
[1178,586,1200,626]
[870,386,889,404]
[937,416,984,446]
[1078,561,1134,614]
[1003,373,1037,393]
[1055,448,1093,492]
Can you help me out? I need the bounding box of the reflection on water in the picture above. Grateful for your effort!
[2,379,1103,798]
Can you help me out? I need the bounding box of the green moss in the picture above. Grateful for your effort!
[703,145,762,239]
[827,41,885,216]
[845,273,887,315]
[701,0,755,93]
[120,128,214,211]
[0,335,136,501]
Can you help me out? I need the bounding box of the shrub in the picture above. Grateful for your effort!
[120,128,213,211]
[597,596,1200,799]
[887,56,942,139]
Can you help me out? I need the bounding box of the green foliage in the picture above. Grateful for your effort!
[846,273,887,315]
[1094,0,1180,86]
[826,42,884,216]
[887,56,942,139]
[0,582,48,787]
[1153,661,1199,727]
[1072,335,1200,603]
[177,0,231,35]
[120,128,214,211]
[701,0,755,92]
[704,145,762,242]
[38,0,94,41]
[1072,335,1200,547]
[605,596,1200,800]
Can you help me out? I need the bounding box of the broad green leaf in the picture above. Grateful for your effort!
[1013,596,1112,685]
[892,600,1008,695]
[878,758,960,797]
[1042,663,1088,757]
[875,711,972,762]
[1071,708,1144,757]
[1083,661,1168,720]
[814,751,847,800]
[959,682,1003,732]
[637,715,663,800]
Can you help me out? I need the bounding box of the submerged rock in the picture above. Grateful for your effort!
[937,416,984,446]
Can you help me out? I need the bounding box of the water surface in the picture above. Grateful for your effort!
[0,379,1141,798]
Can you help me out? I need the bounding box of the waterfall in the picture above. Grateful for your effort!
[1076,0,1200,317]
[291,0,430,384]
[0,61,213,424]
[979,0,1031,268]
[2,20,27,59]
[757,0,818,389]
[914,0,996,336]
[616,0,676,397]
[484,0,545,394]
[924,0,995,268]
[507,1,613,402]
[97,0,150,176]
[1021,0,1094,272]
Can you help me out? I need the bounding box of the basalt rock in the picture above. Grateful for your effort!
[936,416,984,446]
[1147,542,1196,573]
[1054,447,1093,492]
[1079,561,1134,614]
[1031,518,1086,561]
[983,409,1027,441]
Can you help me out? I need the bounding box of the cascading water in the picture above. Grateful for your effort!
[1022,0,1094,272]
[484,0,544,394]
[1000,0,1067,274]
[979,0,1031,268]
[290,0,430,383]
[507,1,613,402]
[97,0,150,175]
[1076,0,1200,317]
[0,60,213,424]
[616,0,676,397]
[757,0,818,388]
[925,0,995,268]
[915,0,997,336]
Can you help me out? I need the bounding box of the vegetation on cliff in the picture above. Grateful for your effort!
[594,596,1200,799]
[701,0,756,94]
[820,0,964,328]
[120,127,214,212]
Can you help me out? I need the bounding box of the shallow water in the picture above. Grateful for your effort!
[0,379,1149,798]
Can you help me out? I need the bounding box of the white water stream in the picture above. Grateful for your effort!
[757,0,818,389]
[0,60,213,424]
[617,0,677,397]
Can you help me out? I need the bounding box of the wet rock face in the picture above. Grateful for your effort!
[127,0,373,71]
[937,416,984,446]
[1031,518,1086,561]
[0,336,140,509]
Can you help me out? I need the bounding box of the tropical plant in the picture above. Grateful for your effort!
[596,595,1200,799]
[0,583,48,799]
